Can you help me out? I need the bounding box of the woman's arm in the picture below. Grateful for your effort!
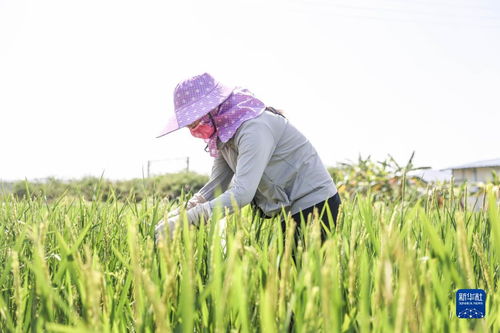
[184,121,277,225]
[197,154,234,201]
[167,155,233,218]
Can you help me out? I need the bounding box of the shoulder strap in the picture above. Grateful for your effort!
[265,106,286,118]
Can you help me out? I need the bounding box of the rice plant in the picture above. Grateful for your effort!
[0,183,498,332]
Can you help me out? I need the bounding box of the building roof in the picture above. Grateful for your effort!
[409,169,452,182]
[446,158,500,170]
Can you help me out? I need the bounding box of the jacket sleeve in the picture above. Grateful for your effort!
[185,121,277,225]
[197,154,234,201]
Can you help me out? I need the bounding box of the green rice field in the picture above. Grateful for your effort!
[0,184,499,332]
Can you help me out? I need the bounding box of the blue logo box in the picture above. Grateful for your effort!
[456,289,486,318]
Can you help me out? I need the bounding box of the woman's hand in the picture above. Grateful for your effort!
[168,193,207,218]
[155,195,212,244]
[154,216,179,244]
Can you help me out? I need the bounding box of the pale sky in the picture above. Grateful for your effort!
[1,0,499,181]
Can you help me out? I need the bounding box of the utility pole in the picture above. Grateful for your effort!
[186,157,190,173]
[147,160,151,178]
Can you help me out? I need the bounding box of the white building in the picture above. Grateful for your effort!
[448,158,500,183]
[446,158,500,210]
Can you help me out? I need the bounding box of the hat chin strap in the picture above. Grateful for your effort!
[207,111,217,134]
[206,103,222,133]
[202,110,219,153]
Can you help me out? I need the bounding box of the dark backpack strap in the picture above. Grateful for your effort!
[265,106,286,118]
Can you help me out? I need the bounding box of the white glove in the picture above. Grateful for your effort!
[184,201,212,226]
[155,200,213,244]
[168,193,207,218]
[154,215,179,244]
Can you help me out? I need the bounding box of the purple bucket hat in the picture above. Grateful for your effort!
[157,73,234,138]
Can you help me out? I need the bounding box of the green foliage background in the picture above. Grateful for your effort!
[7,172,208,203]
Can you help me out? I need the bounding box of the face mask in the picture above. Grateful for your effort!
[189,120,215,139]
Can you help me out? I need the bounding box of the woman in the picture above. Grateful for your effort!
[155,73,341,243]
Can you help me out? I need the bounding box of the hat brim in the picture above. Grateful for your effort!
[156,114,180,138]
[156,83,234,138]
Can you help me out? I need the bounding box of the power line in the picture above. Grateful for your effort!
[304,0,500,19]
[301,0,500,13]
[294,0,500,29]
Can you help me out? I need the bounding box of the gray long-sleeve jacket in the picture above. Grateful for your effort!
[185,109,337,224]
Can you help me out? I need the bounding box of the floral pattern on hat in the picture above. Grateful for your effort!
[157,73,234,137]
[157,73,266,158]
